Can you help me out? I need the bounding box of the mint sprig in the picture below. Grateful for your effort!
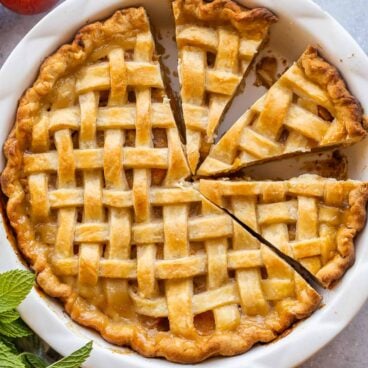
[0,270,35,313]
[0,270,93,368]
[0,335,18,353]
[0,309,20,323]
[0,341,25,368]
[0,319,33,338]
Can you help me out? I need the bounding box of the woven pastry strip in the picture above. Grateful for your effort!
[198,46,366,176]
[200,174,368,287]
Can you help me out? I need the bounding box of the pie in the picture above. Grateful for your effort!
[0,6,320,363]
[197,46,367,176]
[173,0,277,173]
[199,174,368,287]
[0,2,367,366]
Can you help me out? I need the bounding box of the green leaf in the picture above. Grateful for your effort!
[0,309,21,323]
[0,340,14,355]
[0,335,18,354]
[0,341,25,368]
[0,319,33,338]
[20,352,47,368]
[0,270,35,313]
[48,342,92,368]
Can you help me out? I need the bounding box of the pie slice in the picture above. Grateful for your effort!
[199,174,368,287]
[197,46,367,176]
[173,0,277,173]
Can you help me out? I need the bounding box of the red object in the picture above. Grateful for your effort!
[0,0,58,15]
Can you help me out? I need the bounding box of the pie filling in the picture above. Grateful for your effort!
[0,1,367,364]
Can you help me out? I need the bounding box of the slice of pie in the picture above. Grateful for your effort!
[200,174,368,287]
[197,46,367,176]
[173,0,277,173]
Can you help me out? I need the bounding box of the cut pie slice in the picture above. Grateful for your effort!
[173,0,277,173]
[199,174,368,287]
[197,46,367,176]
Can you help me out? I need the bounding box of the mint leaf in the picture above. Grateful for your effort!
[0,270,35,313]
[0,319,33,338]
[0,335,18,354]
[20,352,47,368]
[48,342,92,368]
[0,341,25,368]
[0,309,20,323]
[0,340,15,355]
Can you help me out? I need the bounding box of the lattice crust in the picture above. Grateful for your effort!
[200,174,368,287]
[173,0,277,173]
[0,6,320,364]
[198,47,367,176]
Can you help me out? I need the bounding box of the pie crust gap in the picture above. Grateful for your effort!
[173,0,277,173]
[197,46,367,177]
[199,174,368,288]
[0,6,321,363]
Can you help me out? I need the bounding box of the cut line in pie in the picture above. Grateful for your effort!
[197,46,367,177]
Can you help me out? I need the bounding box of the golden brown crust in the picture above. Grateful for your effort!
[10,8,148,152]
[299,46,366,140]
[0,7,319,363]
[317,183,368,287]
[174,0,277,35]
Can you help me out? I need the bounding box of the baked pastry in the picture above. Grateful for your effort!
[199,174,368,287]
[197,47,367,176]
[173,0,277,173]
[0,6,321,363]
[1,3,366,365]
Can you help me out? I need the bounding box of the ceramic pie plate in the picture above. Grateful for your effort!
[0,0,368,367]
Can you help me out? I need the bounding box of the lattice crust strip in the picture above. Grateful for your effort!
[200,174,368,287]
[173,0,277,173]
[197,46,366,176]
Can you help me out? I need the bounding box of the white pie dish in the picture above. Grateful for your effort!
[0,0,368,367]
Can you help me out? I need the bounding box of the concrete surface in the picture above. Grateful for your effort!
[0,1,367,367]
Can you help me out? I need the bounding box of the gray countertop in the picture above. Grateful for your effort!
[0,1,367,367]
